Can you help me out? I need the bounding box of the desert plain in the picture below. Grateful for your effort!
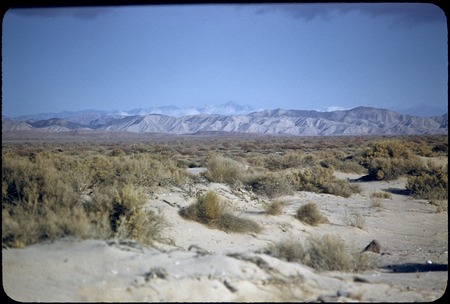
[2,133,448,302]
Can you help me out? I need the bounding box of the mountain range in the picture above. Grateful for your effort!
[2,105,448,136]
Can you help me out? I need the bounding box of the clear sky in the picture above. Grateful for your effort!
[2,3,448,117]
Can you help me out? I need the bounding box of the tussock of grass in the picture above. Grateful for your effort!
[267,234,378,272]
[179,191,261,234]
[296,202,328,226]
[263,201,285,215]
[343,210,367,230]
[371,191,392,199]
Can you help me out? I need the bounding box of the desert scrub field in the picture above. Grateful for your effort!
[2,134,447,248]
[2,146,188,247]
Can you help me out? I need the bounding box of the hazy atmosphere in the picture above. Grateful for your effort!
[2,3,448,117]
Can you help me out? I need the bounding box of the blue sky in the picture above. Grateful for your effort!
[2,3,448,117]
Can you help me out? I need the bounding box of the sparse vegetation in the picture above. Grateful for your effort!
[267,234,378,272]
[371,191,392,199]
[179,191,261,233]
[296,202,328,226]
[288,166,361,198]
[263,200,285,215]
[343,210,367,230]
[2,134,446,248]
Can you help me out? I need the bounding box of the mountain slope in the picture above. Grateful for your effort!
[2,107,447,136]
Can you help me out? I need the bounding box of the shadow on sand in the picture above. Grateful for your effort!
[381,263,448,273]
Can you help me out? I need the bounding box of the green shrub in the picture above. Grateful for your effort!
[296,202,328,226]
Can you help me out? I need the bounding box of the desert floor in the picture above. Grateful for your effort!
[3,167,448,302]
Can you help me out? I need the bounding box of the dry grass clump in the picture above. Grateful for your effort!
[369,191,391,208]
[263,200,285,215]
[267,234,378,272]
[429,200,448,213]
[343,210,367,230]
[296,202,328,226]
[179,191,261,234]
[371,191,392,199]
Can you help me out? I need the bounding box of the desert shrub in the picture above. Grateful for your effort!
[179,191,261,233]
[366,157,424,181]
[267,235,377,272]
[429,200,448,213]
[267,238,307,262]
[263,200,285,215]
[319,153,366,174]
[1,148,178,247]
[204,153,246,186]
[370,195,384,208]
[296,202,328,226]
[2,203,93,248]
[432,143,448,154]
[371,191,392,199]
[109,184,166,244]
[247,172,294,198]
[263,152,316,171]
[288,166,359,198]
[358,140,427,181]
[213,213,262,233]
[406,163,448,200]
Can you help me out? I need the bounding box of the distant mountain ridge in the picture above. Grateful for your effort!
[2,106,448,136]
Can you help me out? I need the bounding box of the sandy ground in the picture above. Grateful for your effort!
[3,169,448,302]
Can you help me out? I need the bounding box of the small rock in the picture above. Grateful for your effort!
[362,239,381,254]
